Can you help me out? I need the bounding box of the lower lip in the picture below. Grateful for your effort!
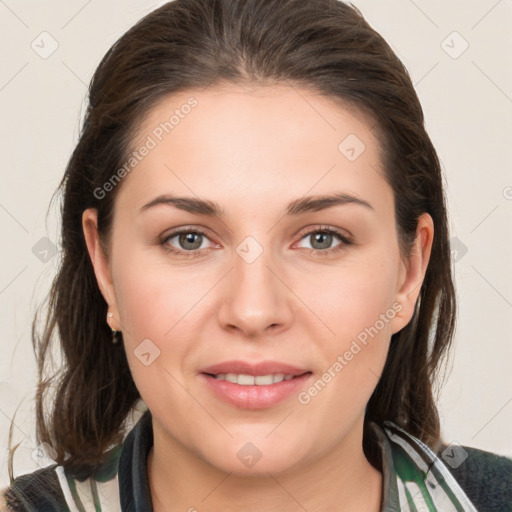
[199,372,313,409]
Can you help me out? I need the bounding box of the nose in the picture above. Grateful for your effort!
[217,239,293,338]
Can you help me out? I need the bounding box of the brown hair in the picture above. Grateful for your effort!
[7,0,455,479]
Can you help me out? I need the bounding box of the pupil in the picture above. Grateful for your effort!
[180,233,202,250]
[313,232,331,250]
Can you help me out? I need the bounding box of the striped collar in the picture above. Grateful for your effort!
[371,421,478,511]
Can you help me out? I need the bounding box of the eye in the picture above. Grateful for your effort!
[160,227,215,258]
[295,226,352,256]
[159,225,353,259]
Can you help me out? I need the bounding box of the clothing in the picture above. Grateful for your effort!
[2,409,511,511]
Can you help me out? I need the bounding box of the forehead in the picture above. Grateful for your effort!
[115,83,389,216]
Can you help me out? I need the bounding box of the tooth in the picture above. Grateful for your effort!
[255,375,274,385]
[212,373,297,385]
[237,374,255,385]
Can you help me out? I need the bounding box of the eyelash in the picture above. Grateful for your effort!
[159,225,352,259]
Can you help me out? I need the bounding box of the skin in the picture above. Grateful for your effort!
[83,83,433,512]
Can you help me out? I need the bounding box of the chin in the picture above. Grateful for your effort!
[213,456,300,477]
[201,437,308,476]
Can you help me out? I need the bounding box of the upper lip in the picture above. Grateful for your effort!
[200,360,311,377]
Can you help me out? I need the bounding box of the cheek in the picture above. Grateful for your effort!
[112,247,211,342]
[306,248,399,398]
[111,246,222,396]
[312,247,400,341]
[113,259,200,415]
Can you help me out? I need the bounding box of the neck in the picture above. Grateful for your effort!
[147,419,383,512]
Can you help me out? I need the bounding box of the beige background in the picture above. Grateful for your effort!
[1,0,511,486]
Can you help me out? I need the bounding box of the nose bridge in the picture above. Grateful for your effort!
[220,233,289,334]
[233,233,279,303]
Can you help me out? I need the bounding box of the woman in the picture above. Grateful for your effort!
[2,0,511,510]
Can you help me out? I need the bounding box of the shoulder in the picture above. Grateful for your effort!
[0,492,9,511]
[0,464,68,511]
[437,443,512,512]
[1,442,124,512]
[377,421,512,511]
[1,445,124,511]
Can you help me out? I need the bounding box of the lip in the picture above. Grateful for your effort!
[199,373,313,409]
[199,360,310,377]
[198,360,313,409]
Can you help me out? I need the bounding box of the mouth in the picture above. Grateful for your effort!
[198,360,313,409]
[203,372,311,385]
[199,360,311,378]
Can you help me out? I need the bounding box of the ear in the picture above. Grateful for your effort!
[82,208,122,331]
[390,212,434,335]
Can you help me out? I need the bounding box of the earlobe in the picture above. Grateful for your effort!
[81,209,122,331]
[390,213,434,334]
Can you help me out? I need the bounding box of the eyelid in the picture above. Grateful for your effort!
[293,224,353,243]
[158,226,218,258]
[160,225,215,241]
[291,225,353,256]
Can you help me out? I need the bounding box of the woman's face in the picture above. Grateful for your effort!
[84,83,432,475]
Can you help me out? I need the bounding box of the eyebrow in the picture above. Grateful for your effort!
[139,192,374,217]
